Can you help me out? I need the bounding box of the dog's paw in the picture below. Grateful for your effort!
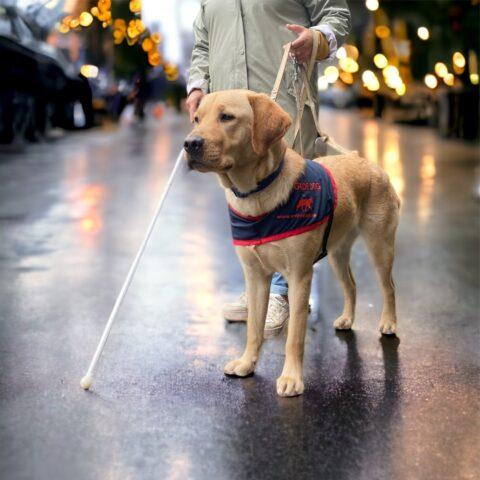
[379,319,397,336]
[224,358,255,377]
[333,316,354,330]
[276,375,304,397]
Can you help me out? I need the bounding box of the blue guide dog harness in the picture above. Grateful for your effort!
[228,159,337,262]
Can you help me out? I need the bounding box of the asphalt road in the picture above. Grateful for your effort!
[0,109,478,480]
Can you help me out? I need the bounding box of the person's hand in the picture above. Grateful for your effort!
[186,89,204,122]
[286,24,314,64]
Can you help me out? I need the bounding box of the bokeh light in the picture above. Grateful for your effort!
[434,62,448,78]
[365,0,379,12]
[374,53,388,69]
[325,66,339,83]
[424,74,438,89]
[417,26,430,40]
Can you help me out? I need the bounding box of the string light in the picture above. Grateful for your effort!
[374,53,388,69]
[383,65,402,89]
[318,76,329,91]
[385,75,402,89]
[345,45,359,61]
[339,57,359,73]
[366,77,380,92]
[443,73,455,86]
[424,74,438,89]
[129,0,141,13]
[339,71,354,84]
[417,27,429,41]
[80,64,99,78]
[365,0,379,11]
[362,70,376,84]
[383,65,400,78]
[79,12,93,27]
[375,26,390,39]
[336,47,347,60]
[362,70,380,92]
[395,83,406,96]
[434,62,448,78]
[57,0,177,75]
[452,52,466,68]
[325,66,339,83]
[469,50,479,85]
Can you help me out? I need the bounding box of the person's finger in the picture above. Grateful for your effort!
[291,45,307,58]
[188,102,196,123]
[286,24,306,36]
[291,37,306,49]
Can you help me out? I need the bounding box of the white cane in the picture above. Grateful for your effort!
[80,150,185,390]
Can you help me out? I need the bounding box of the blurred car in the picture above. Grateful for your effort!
[0,4,92,143]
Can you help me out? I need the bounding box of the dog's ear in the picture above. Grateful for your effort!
[248,93,292,157]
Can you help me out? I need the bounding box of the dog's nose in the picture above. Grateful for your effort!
[184,136,205,155]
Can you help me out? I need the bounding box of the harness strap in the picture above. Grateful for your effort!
[315,208,335,262]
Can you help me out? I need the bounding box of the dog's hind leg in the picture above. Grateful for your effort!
[224,266,271,377]
[329,231,358,331]
[360,206,399,336]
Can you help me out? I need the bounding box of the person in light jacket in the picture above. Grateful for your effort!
[187,0,351,334]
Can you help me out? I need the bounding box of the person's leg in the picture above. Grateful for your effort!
[270,272,288,296]
[222,273,289,330]
[264,273,289,337]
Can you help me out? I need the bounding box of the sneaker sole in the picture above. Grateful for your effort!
[264,320,288,339]
[224,311,248,322]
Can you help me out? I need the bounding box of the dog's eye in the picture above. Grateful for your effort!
[220,113,235,122]
[194,116,199,123]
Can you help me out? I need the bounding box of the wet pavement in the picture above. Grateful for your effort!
[0,109,479,480]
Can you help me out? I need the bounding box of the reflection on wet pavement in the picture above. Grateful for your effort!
[0,109,478,480]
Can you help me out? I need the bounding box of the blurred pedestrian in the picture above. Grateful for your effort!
[187,0,350,334]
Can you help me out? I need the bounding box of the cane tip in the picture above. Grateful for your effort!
[80,375,92,390]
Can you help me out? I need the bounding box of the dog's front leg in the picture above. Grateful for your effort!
[277,268,313,397]
[224,267,271,377]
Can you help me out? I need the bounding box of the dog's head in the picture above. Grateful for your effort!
[184,90,291,173]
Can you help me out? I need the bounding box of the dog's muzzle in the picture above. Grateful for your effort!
[184,136,204,156]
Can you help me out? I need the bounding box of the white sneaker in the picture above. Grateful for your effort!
[264,294,289,338]
[222,293,248,322]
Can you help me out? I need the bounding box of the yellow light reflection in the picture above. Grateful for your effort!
[418,154,436,222]
[363,121,379,165]
[382,129,404,200]
[77,184,106,244]
[181,227,225,358]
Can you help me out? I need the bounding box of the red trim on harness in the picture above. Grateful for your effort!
[232,215,332,246]
[228,204,268,221]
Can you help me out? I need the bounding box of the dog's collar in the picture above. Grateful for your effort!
[230,158,285,198]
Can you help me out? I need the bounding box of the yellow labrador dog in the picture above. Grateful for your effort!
[184,90,400,397]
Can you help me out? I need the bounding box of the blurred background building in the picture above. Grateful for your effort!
[0,0,478,143]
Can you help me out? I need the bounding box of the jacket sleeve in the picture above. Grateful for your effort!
[187,5,210,94]
[303,0,351,59]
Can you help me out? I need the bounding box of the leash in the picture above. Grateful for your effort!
[269,34,350,156]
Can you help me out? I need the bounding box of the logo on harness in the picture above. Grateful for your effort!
[296,197,313,212]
